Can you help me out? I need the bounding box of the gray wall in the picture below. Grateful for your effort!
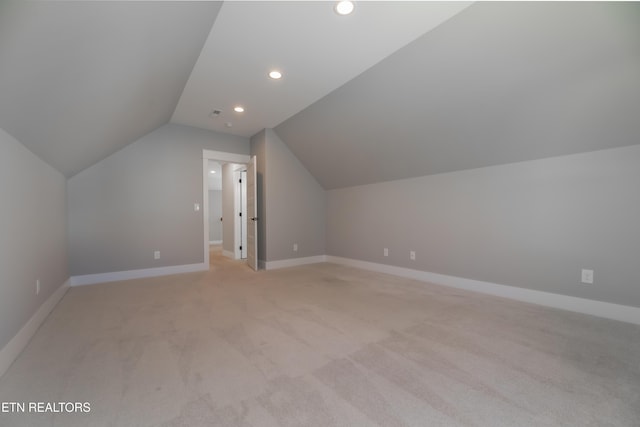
[208,190,222,242]
[327,145,640,308]
[68,123,249,275]
[259,129,326,262]
[250,130,267,263]
[0,128,68,350]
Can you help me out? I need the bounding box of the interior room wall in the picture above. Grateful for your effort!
[67,123,249,276]
[208,190,222,242]
[0,128,68,351]
[327,144,640,308]
[260,129,326,262]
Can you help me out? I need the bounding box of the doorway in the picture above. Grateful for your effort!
[207,160,223,248]
[202,150,252,271]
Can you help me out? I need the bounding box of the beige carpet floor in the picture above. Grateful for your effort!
[1,246,639,426]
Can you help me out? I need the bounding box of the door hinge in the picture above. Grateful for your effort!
[239,246,242,250]
[239,212,242,217]
[239,179,242,183]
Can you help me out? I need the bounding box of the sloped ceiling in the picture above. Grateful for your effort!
[2,2,639,187]
[0,1,221,177]
[171,1,471,137]
[275,2,640,189]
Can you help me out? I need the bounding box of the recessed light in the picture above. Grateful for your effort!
[233,106,245,113]
[210,170,216,174]
[335,1,354,16]
[268,70,282,80]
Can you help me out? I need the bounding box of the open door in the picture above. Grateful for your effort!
[246,156,258,270]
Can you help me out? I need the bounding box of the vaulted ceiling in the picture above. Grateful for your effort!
[1,1,639,188]
[275,2,640,189]
[0,1,221,177]
[171,1,471,137]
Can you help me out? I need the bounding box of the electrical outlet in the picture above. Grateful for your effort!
[36,279,40,295]
[410,251,416,261]
[293,243,298,252]
[154,251,160,260]
[581,269,594,284]
[384,248,389,257]
[194,203,200,212]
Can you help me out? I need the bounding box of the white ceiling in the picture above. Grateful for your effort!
[171,1,471,137]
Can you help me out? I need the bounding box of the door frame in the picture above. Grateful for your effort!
[202,150,250,270]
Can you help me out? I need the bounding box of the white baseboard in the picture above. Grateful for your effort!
[70,263,207,287]
[265,255,327,270]
[0,279,70,378]
[325,256,640,325]
[209,240,222,245]
[222,250,235,259]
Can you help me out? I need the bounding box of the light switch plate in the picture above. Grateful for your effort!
[581,269,594,284]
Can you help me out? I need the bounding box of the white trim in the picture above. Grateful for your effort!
[203,149,250,164]
[209,240,222,245]
[325,256,640,326]
[222,250,235,259]
[265,255,327,270]
[0,279,70,378]
[70,263,207,287]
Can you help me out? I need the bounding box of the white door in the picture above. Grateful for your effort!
[241,170,247,259]
[234,169,248,259]
[246,156,258,270]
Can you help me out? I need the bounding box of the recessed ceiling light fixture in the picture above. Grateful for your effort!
[210,170,216,174]
[233,106,245,113]
[269,70,282,80]
[335,1,354,16]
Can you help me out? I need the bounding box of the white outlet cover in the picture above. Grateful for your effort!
[293,243,298,252]
[581,269,594,284]
[410,251,416,260]
[384,248,389,257]
[154,251,161,260]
